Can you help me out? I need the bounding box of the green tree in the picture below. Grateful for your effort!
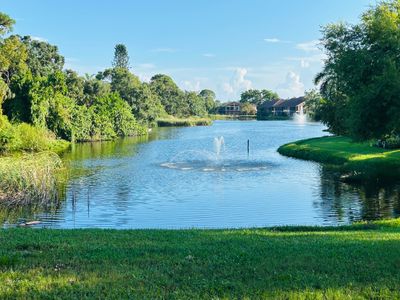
[0,36,28,85]
[21,36,65,77]
[241,102,257,115]
[316,0,400,139]
[240,89,262,105]
[304,89,324,121]
[64,69,84,102]
[240,89,278,106]
[82,74,110,106]
[129,83,164,126]
[261,89,279,102]
[97,67,140,100]
[198,89,216,112]
[112,44,130,69]
[185,91,207,117]
[0,12,15,36]
[0,35,30,120]
[149,74,186,116]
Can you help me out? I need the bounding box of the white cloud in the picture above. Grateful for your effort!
[31,36,47,42]
[296,40,320,52]
[264,38,291,43]
[151,48,177,53]
[264,38,280,43]
[276,71,305,98]
[221,68,252,99]
[202,53,216,58]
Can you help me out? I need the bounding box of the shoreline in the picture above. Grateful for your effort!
[278,136,400,181]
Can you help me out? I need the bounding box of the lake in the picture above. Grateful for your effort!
[2,120,400,228]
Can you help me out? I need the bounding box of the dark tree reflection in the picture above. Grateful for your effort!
[315,167,400,224]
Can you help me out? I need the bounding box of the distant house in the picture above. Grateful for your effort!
[219,102,241,115]
[258,97,305,117]
[257,99,280,117]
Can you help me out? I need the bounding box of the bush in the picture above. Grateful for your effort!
[0,115,69,154]
[376,135,400,149]
[0,115,16,152]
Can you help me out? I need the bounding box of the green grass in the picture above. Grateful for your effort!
[278,136,400,180]
[157,117,212,127]
[210,114,257,120]
[0,220,400,299]
[0,152,66,206]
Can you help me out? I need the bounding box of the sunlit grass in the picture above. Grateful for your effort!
[278,136,400,179]
[0,221,400,298]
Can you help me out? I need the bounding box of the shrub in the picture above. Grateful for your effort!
[0,115,16,152]
[376,135,400,149]
[0,116,69,154]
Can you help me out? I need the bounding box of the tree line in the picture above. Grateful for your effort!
[0,12,218,144]
[314,0,400,143]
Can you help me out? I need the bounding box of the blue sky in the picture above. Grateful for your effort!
[3,0,375,101]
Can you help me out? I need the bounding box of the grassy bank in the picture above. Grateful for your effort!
[210,114,257,120]
[278,136,400,180]
[157,117,212,127]
[0,220,400,298]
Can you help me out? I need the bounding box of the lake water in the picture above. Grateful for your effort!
[2,120,400,228]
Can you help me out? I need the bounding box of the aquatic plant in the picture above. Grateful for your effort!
[157,117,212,127]
[0,152,65,206]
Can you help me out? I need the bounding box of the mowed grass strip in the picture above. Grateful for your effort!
[0,220,400,299]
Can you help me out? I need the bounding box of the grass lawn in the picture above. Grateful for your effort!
[278,136,400,180]
[1,220,400,299]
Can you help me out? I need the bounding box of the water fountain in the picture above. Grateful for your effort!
[213,136,225,157]
[161,136,273,172]
[293,104,307,124]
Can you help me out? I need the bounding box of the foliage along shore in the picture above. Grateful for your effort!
[0,115,70,206]
[0,11,223,207]
[0,219,399,299]
[278,136,400,181]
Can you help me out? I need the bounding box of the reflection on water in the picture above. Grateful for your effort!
[1,120,400,228]
[316,167,400,223]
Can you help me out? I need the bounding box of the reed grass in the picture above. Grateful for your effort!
[210,114,257,120]
[157,117,212,127]
[0,152,65,206]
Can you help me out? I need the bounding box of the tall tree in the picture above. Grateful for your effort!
[0,36,28,85]
[112,44,130,69]
[0,12,14,36]
[149,74,185,116]
[240,89,278,106]
[261,89,279,102]
[240,89,262,105]
[316,0,400,139]
[198,89,216,112]
[21,36,65,77]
